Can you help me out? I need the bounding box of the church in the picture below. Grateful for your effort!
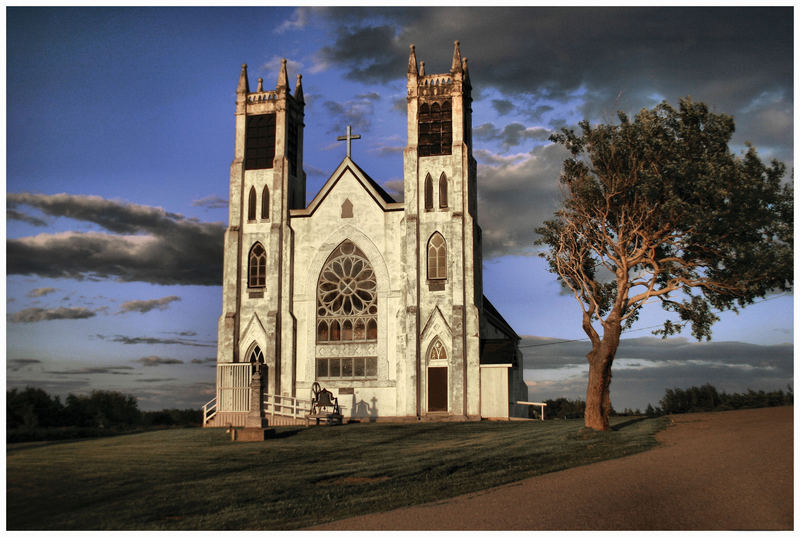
[203,42,527,427]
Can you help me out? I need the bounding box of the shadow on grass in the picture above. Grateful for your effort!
[610,417,649,431]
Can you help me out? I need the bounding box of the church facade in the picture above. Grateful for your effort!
[206,42,527,426]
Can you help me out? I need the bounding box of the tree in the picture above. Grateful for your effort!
[536,99,793,431]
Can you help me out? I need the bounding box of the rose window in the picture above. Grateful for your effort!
[317,240,377,342]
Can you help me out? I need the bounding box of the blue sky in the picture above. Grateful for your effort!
[6,7,794,411]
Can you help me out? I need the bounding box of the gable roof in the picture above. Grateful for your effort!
[290,157,403,218]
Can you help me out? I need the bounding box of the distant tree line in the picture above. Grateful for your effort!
[657,384,793,415]
[7,387,202,442]
[537,384,792,420]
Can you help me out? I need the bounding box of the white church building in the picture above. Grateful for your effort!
[204,42,527,427]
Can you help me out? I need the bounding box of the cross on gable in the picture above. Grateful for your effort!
[336,125,362,158]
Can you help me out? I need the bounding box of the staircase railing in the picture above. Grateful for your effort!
[262,393,312,420]
[202,397,217,425]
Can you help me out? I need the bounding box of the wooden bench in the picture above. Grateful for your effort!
[516,401,547,421]
[305,382,343,426]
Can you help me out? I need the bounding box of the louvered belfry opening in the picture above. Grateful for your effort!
[245,113,276,170]
[418,99,452,156]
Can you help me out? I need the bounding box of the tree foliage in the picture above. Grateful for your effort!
[7,387,202,442]
[536,98,793,430]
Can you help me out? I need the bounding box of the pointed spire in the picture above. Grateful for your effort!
[462,57,470,80]
[408,44,418,76]
[419,61,425,77]
[237,63,250,94]
[295,74,304,103]
[256,77,264,92]
[277,58,289,92]
[451,40,463,73]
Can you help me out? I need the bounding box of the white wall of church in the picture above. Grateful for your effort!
[290,167,407,417]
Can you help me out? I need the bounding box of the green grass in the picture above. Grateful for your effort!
[7,416,667,530]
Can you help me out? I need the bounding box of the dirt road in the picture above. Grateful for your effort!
[312,406,793,530]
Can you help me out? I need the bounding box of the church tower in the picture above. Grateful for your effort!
[217,60,305,400]
[403,42,483,418]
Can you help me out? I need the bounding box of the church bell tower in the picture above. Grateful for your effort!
[403,42,483,418]
[217,60,306,398]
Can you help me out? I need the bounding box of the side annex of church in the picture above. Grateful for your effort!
[205,42,527,426]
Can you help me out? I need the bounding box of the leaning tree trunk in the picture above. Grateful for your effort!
[584,321,621,431]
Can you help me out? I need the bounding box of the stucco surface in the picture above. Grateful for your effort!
[311,406,794,530]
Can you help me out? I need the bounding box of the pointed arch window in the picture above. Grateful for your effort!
[261,186,269,220]
[249,344,265,373]
[439,173,448,208]
[424,173,433,211]
[427,232,447,280]
[316,240,378,379]
[248,242,266,288]
[429,338,447,362]
[248,186,257,221]
[316,240,377,342]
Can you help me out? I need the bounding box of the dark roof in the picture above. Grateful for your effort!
[349,159,398,204]
[480,339,519,366]
[482,295,519,341]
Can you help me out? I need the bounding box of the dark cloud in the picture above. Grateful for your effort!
[317,22,406,83]
[477,142,569,258]
[101,334,215,348]
[119,296,181,314]
[192,195,228,209]
[8,358,42,372]
[134,356,184,367]
[7,208,47,227]
[48,366,136,375]
[27,287,57,298]
[175,330,198,337]
[373,145,404,157]
[323,94,379,134]
[304,164,329,178]
[382,179,404,201]
[8,307,96,323]
[391,97,406,113]
[135,378,179,383]
[356,91,381,101]
[491,99,514,116]
[474,122,550,149]
[7,193,225,286]
[191,357,217,366]
[6,378,92,393]
[313,7,792,166]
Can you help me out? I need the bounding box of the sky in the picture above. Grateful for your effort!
[5,6,795,412]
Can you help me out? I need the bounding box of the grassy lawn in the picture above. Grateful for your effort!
[7,416,667,530]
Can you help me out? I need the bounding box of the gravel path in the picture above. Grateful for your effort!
[312,406,793,530]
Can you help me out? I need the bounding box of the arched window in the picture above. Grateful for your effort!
[439,173,448,208]
[249,344,265,374]
[248,186,257,221]
[317,240,377,339]
[248,242,266,288]
[429,338,447,361]
[427,232,447,280]
[424,173,433,210]
[315,240,379,379]
[261,186,269,220]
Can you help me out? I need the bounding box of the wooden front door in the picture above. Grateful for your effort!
[428,367,448,412]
